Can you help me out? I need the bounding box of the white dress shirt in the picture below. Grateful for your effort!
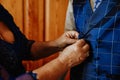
[65,0,102,31]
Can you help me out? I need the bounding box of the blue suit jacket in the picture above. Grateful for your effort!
[70,0,120,80]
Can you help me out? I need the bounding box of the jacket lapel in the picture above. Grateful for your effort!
[85,0,117,33]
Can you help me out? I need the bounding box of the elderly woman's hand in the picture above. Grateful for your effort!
[54,31,79,50]
[58,39,89,68]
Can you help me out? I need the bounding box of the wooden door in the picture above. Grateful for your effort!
[0,0,23,31]
[23,0,45,70]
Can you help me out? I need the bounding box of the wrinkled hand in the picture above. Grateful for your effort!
[58,39,89,68]
[55,31,79,50]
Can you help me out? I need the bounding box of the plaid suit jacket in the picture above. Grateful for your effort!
[70,0,120,80]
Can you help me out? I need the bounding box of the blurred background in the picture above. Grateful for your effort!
[0,0,69,80]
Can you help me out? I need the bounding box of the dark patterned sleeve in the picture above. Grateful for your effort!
[0,4,36,60]
[21,39,35,60]
[15,73,35,80]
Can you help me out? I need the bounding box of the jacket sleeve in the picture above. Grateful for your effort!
[15,73,35,80]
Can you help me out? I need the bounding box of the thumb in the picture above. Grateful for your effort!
[76,39,87,47]
[66,38,78,45]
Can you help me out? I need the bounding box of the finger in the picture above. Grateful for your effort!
[66,31,79,39]
[73,31,79,39]
[83,44,90,51]
[80,52,89,60]
[86,52,89,57]
[76,39,86,47]
[67,38,78,44]
[82,52,89,57]
[79,56,86,61]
